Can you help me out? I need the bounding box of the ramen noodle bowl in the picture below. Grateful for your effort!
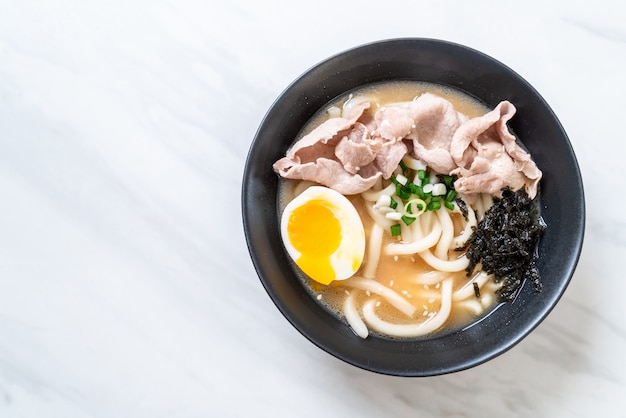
[275,80,543,340]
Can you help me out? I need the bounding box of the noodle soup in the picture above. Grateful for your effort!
[281,181,502,339]
[276,80,543,339]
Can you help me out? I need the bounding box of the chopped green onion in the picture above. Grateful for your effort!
[390,224,402,237]
[404,198,427,217]
[408,182,420,194]
[402,215,416,226]
[440,175,455,189]
[445,190,458,202]
[411,184,425,199]
[432,183,447,196]
[389,161,460,214]
[375,194,391,208]
[397,186,411,200]
[428,200,441,211]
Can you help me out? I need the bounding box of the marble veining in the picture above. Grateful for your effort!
[1,0,625,417]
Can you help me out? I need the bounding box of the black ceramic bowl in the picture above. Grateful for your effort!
[242,38,584,377]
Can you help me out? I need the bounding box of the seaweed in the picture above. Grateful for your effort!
[455,197,469,219]
[473,282,481,298]
[457,188,546,303]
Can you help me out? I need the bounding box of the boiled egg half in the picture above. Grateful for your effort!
[281,186,365,285]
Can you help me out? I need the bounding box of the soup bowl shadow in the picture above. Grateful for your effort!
[241,38,585,377]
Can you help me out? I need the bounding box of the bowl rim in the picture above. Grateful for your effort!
[242,37,585,377]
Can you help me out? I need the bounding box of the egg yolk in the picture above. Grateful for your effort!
[287,199,341,285]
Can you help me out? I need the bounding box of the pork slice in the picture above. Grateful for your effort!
[273,101,368,174]
[274,101,391,195]
[335,122,382,174]
[374,93,466,173]
[276,158,382,195]
[452,138,527,197]
[375,103,415,141]
[374,139,409,179]
[450,101,542,198]
[281,101,371,162]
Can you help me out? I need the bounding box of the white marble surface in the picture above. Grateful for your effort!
[0,0,624,416]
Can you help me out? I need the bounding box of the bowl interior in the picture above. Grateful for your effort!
[242,38,584,376]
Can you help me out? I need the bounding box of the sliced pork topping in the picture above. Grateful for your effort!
[335,122,382,175]
[274,93,542,198]
[375,93,466,173]
[450,101,541,199]
[277,101,370,165]
[273,101,405,195]
[277,158,384,195]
